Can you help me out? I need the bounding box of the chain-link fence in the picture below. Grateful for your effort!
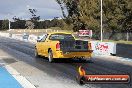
[103,32,132,41]
[73,32,132,41]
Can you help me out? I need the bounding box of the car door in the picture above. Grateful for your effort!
[39,34,48,56]
[36,36,42,55]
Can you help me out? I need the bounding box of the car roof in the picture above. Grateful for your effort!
[48,32,72,35]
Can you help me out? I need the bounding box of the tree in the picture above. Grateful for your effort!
[56,0,132,40]
[78,0,100,30]
[56,0,67,18]
[119,0,132,32]
[0,20,3,30]
[25,20,34,29]
[2,19,9,30]
[56,0,100,32]
[103,0,132,39]
[29,9,40,21]
[50,17,64,28]
[12,16,26,29]
[56,0,80,30]
[29,8,40,29]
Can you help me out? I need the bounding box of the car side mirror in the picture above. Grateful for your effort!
[37,37,41,42]
[37,39,41,42]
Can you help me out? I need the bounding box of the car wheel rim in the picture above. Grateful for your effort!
[48,51,53,62]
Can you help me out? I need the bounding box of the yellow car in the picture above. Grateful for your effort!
[35,32,93,62]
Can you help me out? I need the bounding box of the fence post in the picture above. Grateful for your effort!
[127,32,129,41]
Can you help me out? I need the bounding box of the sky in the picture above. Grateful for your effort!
[0,0,65,21]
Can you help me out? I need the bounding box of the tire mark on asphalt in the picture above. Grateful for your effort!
[1,37,131,88]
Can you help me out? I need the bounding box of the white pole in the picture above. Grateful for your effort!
[8,13,11,30]
[101,0,103,42]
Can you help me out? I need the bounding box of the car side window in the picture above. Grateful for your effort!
[40,34,48,42]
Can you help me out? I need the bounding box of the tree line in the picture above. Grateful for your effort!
[0,0,131,40]
[56,0,132,33]
[0,17,64,30]
[0,8,64,30]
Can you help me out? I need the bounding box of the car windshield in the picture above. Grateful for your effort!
[49,34,75,40]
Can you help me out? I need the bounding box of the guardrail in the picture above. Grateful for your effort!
[0,32,117,56]
[0,32,10,37]
[0,32,37,43]
[116,43,132,58]
[90,41,116,56]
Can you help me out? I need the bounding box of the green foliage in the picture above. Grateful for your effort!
[79,0,100,31]
[56,0,83,32]
[2,19,9,30]
[56,0,100,32]
[37,18,64,29]
[29,9,40,21]
[103,0,132,32]
[0,20,2,30]
[56,0,132,33]
[28,9,40,29]
[12,16,26,29]
[1,18,64,29]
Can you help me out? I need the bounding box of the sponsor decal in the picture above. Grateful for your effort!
[78,30,92,37]
[76,66,130,85]
[95,42,109,53]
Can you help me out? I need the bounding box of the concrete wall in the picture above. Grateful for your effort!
[0,32,132,58]
[116,43,132,58]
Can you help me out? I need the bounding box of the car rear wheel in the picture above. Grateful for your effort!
[48,49,54,63]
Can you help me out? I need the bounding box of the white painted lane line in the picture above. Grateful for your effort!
[0,59,36,88]
[117,57,132,62]
[93,55,132,62]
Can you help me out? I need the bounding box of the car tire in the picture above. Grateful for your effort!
[48,49,54,63]
[76,75,85,85]
[110,53,116,56]
[35,48,40,58]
